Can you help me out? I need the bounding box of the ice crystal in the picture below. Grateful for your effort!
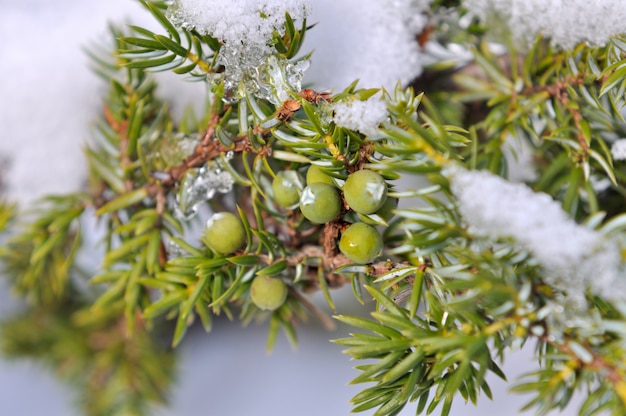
[249,55,309,106]
[174,161,234,220]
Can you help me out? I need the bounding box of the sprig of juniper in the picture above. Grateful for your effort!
[2,2,626,416]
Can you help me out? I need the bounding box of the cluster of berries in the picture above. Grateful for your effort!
[298,167,390,263]
[202,165,394,311]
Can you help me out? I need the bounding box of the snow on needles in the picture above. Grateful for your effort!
[167,0,309,101]
[168,0,433,92]
[332,97,388,136]
[449,168,626,309]
[464,0,626,49]
[167,0,308,51]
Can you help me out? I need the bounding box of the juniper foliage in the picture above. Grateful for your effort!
[2,1,626,415]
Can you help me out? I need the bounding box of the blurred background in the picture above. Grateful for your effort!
[0,1,582,415]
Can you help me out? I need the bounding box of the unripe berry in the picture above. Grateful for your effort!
[299,182,341,224]
[272,171,303,208]
[343,170,388,215]
[306,164,336,187]
[339,222,383,264]
[205,212,246,254]
[250,276,288,311]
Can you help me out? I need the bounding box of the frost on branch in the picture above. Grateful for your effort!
[464,0,626,49]
[449,168,626,314]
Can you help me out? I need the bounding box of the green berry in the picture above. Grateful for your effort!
[250,276,288,311]
[299,182,341,224]
[343,170,388,215]
[272,171,303,208]
[205,212,246,254]
[339,222,383,264]
[306,164,335,187]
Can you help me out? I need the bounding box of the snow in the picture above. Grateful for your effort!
[302,0,431,90]
[449,168,626,310]
[168,0,309,47]
[464,0,626,49]
[167,0,309,101]
[611,138,626,161]
[332,96,388,136]
[167,0,432,98]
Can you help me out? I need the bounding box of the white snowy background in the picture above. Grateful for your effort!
[0,1,592,415]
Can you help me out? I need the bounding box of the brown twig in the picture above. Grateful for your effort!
[543,336,626,404]
[103,105,135,192]
[346,142,375,173]
[152,113,271,192]
[521,74,589,152]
